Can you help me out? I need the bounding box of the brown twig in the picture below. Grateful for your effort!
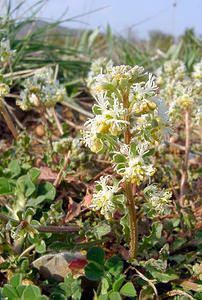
[0,213,79,233]
[49,106,64,135]
[0,99,18,139]
[53,152,70,187]
[179,109,190,206]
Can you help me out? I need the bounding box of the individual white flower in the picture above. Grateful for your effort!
[91,175,120,219]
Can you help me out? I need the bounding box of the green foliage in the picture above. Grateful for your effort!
[84,247,137,299]
[1,274,48,300]
[50,274,82,300]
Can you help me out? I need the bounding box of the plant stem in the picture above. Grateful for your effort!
[179,109,190,207]
[0,100,18,139]
[49,106,64,136]
[0,213,79,233]
[123,93,138,259]
[53,151,70,187]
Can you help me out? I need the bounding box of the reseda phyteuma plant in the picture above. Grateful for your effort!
[157,59,202,206]
[17,67,66,135]
[83,61,171,258]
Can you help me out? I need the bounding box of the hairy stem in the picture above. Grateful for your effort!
[179,109,190,206]
[123,93,138,259]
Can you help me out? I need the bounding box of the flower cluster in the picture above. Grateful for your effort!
[83,92,128,152]
[53,137,90,169]
[192,60,202,80]
[0,39,15,63]
[90,176,121,220]
[157,59,202,123]
[113,143,156,186]
[143,185,172,217]
[0,74,9,99]
[87,57,113,91]
[91,64,146,96]
[17,68,66,110]
[53,137,72,154]
[192,262,202,280]
[83,64,169,153]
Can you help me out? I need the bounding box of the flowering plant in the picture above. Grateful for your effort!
[17,67,66,111]
[156,59,202,206]
[83,62,171,258]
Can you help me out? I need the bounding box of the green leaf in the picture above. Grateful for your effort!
[16,285,26,296]
[87,247,105,265]
[35,240,46,254]
[28,168,40,182]
[50,292,66,300]
[94,222,111,239]
[171,237,187,251]
[85,261,104,281]
[3,284,19,298]
[105,256,123,276]
[113,154,126,164]
[97,295,108,300]
[10,274,22,287]
[140,222,163,251]
[22,285,41,299]
[16,175,36,198]
[149,269,179,283]
[109,291,122,300]
[120,214,130,239]
[115,163,125,173]
[0,177,13,195]
[27,182,56,207]
[120,282,137,297]
[130,142,137,156]
[8,160,21,178]
[143,148,155,158]
[101,277,109,295]
[112,274,126,292]
[92,104,102,115]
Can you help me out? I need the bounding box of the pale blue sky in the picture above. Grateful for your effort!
[3,0,202,38]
